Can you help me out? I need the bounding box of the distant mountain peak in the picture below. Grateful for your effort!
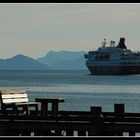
[11,54,34,60]
[0,54,48,70]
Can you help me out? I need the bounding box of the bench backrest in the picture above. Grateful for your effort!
[0,90,29,104]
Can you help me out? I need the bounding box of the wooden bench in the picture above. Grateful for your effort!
[0,89,40,116]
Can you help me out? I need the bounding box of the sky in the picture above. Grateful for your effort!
[0,3,140,59]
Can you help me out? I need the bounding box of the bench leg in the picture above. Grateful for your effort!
[1,106,7,115]
[35,105,38,116]
[23,105,29,115]
[52,102,58,117]
[13,105,19,115]
[41,103,48,116]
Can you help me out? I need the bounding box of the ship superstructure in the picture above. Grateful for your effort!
[84,38,140,75]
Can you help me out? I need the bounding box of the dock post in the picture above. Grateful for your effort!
[89,106,103,136]
[114,104,125,118]
[114,104,125,136]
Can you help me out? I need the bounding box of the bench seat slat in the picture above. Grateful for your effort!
[2,98,29,104]
[2,94,28,99]
[15,102,40,106]
[1,90,26,94]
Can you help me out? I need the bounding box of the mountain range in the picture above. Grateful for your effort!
[0,51,87,70]
[37,50,87,70]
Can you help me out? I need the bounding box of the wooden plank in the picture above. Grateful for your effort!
[2,94,28,99]
[35,98,64,103]
[103,123,140,132]
[2,98,29,103]
[15,102,40,105]
[0,90,26,94]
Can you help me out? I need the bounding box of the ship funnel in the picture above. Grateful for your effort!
[116,37,127,49]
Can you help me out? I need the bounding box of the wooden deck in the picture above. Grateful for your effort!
[0,104,140,136]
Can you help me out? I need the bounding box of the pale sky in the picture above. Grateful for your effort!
[0,3,140,59]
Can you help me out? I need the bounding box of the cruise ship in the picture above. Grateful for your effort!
[84,37,140,75]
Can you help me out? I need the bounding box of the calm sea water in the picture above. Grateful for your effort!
[0,70,140,113]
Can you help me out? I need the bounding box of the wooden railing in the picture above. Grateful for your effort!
[0,104,140,136]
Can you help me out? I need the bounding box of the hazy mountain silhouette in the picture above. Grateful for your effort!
[37,50,87,70]
[0,51,87,70]
[0,54,48,70]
